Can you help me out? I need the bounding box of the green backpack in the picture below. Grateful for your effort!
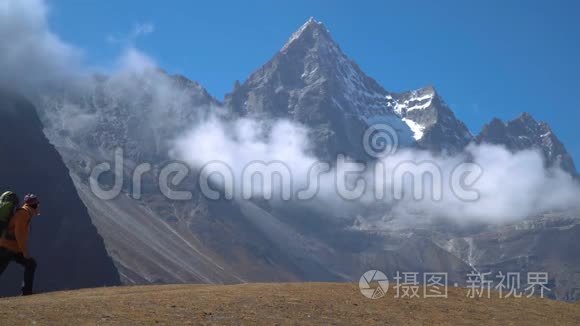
[0,191,19,237]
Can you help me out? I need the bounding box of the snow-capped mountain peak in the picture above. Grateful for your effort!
[226,18,416,159]
[281,17,328,53]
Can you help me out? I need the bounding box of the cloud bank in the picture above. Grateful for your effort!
[174,117,580,224]
[0,0,81,90]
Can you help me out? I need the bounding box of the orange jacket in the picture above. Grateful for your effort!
[0,205,35,257]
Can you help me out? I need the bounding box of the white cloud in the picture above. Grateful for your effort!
[0,0,82,89]
[173,117,580,225]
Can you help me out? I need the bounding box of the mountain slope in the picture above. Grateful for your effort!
[37,73,255,284]
[0,90,119,295]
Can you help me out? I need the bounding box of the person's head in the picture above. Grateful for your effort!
[23,193,40,215]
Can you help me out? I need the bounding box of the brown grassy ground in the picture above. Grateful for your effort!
[0,283,578,325]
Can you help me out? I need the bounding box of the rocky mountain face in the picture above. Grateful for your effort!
[439,213,580,301]
[477,113,577,174]
[33,18,579,300]
[390,86,473,153]
[0,90,119,295]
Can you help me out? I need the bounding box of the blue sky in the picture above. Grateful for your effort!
[48,0,580,163]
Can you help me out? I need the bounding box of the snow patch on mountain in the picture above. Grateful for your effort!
[392,88,435,115]
[402,118,426,140]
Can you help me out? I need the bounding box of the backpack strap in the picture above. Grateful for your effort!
[1,207,32,241]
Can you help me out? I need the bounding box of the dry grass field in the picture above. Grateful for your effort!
[0,283,578,325]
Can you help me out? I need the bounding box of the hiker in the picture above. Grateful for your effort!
[0,193,40,296]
